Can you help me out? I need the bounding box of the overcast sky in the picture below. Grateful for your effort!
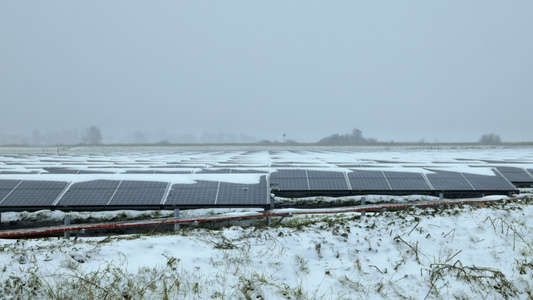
[1,1,532,143]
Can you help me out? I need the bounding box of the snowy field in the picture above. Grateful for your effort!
[1,145,533,299]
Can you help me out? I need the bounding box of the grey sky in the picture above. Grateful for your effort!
[1,1,532,143]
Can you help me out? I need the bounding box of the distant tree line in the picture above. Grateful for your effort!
[0,125,103,146]
[479,133,502,144]
[317,128,378,145]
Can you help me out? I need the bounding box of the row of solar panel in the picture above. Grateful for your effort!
[3,166,533,185]
[270,169,518,192]
[0,177,269,209]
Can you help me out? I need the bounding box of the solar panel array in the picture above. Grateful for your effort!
[0,175,269,211]
[0,149,530,212]
[270,168,518,198]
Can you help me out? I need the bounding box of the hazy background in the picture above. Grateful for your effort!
[1,1,532,144]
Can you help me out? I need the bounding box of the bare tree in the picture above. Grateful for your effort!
[82,125,103,144]
[479,133,501,144]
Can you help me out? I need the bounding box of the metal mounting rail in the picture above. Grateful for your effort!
[0,195,530,238]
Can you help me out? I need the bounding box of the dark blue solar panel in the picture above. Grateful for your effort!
[348,170,391,190]
[196,169,232,174]
[0,180,22,204]
[165,181,219,205]
[154,170,192,174]
[0,180,69,207]
[0,180,23,190]
[270,170,309,190]
[109,181,168,205]
[383,172,431,190]
[462,172,516,191]
[307,171,349,190]
[124,170,156,174]
[426,170,474,190]
[494,167,533,183]
[77,170,115,174]
[58,180,121,206]
[43,168,79,174]
[217,176,268,205]
[69,180,121,189]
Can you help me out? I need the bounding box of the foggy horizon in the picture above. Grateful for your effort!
[2,2,532,144]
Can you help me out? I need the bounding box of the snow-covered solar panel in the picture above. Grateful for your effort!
[166,181,219,205]
[217,176,268,205]
[43,168,79,174]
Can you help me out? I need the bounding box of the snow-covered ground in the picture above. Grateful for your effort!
[1,145,533,299]
[1,200,533,299]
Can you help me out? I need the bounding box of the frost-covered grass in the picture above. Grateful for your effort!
[1,199,533,299]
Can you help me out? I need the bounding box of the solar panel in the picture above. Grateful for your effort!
[154,170,192,174]
[0,171,39,174]
[196,169,232,174]
[382,171,432,191]
[229,169,268,174]
[165,181,219,205]
[426,170,474,190]
[0,180,22,190]
[493,167,533,183]
[58,180,121,206]
[0,180,69,207]
[43,168,79,174]
[270,169,309,190]
[217,176,268,205]
[109,181,168,206]
[0,180,22,204]
[461,172,516,191]
[125,170,156,174]
[348,170,391,190]
[77,170,115,174]
[307,170,349,190]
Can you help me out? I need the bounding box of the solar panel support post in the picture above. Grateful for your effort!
[265,209,271,226]
[64,215,71,239]
[174,209,180,231]
[361,197,366,217]
[275,213,293,226]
